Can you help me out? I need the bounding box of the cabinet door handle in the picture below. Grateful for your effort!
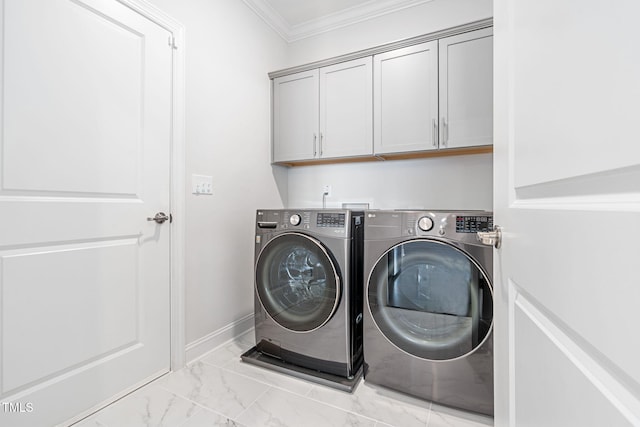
[442,117,448,147]
[313,133,317,157]
[432,119,438,147]
[319,132,324,157]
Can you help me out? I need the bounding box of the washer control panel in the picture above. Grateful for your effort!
[456,215,493,233]
[317,212,346,228]
[256,209,355,238]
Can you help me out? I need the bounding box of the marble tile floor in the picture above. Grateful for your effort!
[74,331,493,427]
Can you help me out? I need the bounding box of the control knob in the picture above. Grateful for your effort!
[417,216,434,232]
[289,214,301,226]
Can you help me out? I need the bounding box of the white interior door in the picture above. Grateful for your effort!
[494,0,640,426]
[0,0,173,425]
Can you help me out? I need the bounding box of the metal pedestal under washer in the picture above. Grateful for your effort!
[363,210,494,415]
[243,209,364,391]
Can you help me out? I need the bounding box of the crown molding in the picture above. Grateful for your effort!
[268,18,492,78]
[241,0,291,41]
[242,0,434,43]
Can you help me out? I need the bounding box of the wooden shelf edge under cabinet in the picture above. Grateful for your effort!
[273,145,493,167]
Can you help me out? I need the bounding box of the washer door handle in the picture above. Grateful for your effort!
[477,226,501,249]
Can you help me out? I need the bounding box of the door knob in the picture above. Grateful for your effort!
[477,226,501,249]
[147,212,170,224]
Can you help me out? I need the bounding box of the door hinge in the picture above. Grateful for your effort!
[168,35,178,50]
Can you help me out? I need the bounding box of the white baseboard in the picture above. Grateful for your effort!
[185,313,255,364]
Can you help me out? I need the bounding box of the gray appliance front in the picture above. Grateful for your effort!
[363,211,494,415]
[254,210,357,377]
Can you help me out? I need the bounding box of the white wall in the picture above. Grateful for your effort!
[147,0,288,359]
[284,0,493,212]
[288,154,492,211]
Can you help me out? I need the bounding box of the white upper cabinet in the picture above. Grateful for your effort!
[273,69,319,163]
[374,41,439,155]
[438,28,493,149]
[272,57,373,163]
[272,23,493,163]
[319,57,373,159]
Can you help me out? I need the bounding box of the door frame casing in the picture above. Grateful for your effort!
[116,0,186,371]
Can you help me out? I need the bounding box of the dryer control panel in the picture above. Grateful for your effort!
[365,210,492,244]
[455,216,493,233]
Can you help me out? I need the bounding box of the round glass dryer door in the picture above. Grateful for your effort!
[256,233,341,332]
[368,239,493,360]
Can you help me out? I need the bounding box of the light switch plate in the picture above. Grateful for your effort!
[192,174,213,195]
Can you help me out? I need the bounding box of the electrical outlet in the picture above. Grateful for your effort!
[323,185,332,197]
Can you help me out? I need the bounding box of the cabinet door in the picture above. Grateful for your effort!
[273,70,319,162]
[439,28,493,149]
[374,41,439,154]
[319,57,373,159]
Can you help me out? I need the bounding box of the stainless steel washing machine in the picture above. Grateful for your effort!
[363,210,494,415]
[249,209,364,387]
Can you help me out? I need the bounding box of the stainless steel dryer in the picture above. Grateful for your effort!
[363,210,494,415]
[248,209,364,388]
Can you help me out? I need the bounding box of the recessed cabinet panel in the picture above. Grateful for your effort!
[374,41,439,155]
[439,28,493,149]
[273,70,319,162]
[320,58,373,159]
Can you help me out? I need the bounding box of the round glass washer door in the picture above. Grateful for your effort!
[368,239,493,360]
[256,233,341,332]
